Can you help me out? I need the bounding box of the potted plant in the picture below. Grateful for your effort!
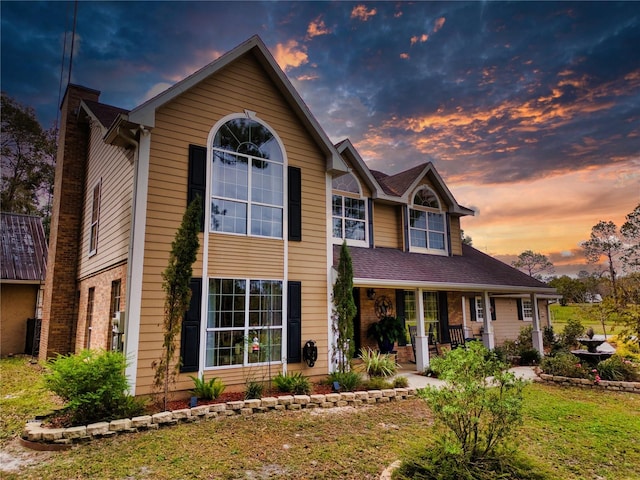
[367,315,406,354]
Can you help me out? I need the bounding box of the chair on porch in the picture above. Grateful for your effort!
[409,325,439,363]
[448,324,466,349]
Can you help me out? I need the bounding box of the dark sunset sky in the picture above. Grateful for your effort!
[2,1,639,276]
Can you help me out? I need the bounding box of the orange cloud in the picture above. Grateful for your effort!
[410,34,429,45]
[400,53,410,60]
[351,5,377,21]
[307,16,331,38]
[433,17,446,32]
[273,40,308,71]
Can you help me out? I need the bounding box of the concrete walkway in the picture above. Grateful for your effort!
[395,365,540,389]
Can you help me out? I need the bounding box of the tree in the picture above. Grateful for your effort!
[153,197,201,410]
[620,204,640,274]
[511,250,554,279]
[460,229,473,246]
[1,93,56,236]
[581,221,623,303]
[332,241,357,373]
[548,275,587,305]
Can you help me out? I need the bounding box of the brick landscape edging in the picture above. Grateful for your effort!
[22,388,416,446]
[538,373,640,393]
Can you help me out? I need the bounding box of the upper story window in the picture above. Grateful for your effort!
[408,187,447,254]
[211,117,284,238]
[332,172,367,246]
[89,180,101,256]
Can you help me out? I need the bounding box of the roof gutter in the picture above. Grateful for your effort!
[353,277,557,295]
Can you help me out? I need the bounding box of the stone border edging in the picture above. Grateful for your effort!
[22,388,416,447]
[538,373,640,393]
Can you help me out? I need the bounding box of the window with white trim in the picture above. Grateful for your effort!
[332,172,367,246]
[408,187,447,254]
[521,299,533,320]
[474,296,485,322]
[89,181,101,255]
[205,278,283,368]
[211,118,284,238]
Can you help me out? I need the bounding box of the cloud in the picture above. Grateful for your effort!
[410,34,429,45]
[351,5,377,22]
[307,16,332,39]
[433,17,446,33]
[273,40,308,71]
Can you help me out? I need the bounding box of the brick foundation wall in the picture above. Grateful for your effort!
[39,85,101,360]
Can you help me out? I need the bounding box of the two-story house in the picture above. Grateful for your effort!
[39,35,556,396]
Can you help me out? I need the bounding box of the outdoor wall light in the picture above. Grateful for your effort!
[303,340,318,367]
[367,288,376,300]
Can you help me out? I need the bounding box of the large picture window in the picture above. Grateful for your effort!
[409,187,446,254]
[332,173,367,245]
[205,278,283,368]
[211,118,284,238]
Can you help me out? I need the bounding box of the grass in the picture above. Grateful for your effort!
[1,356,640,479]
[550,304,614,336]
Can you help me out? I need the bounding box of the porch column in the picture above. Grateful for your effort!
[481,291,495,350]
[530,293,544,354]
[415,289,430,371]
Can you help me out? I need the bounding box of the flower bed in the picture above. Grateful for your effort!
[22,387,415,447]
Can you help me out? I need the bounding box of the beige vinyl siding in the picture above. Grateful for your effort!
[77,123,133,279]
[449,216,463,255]
[135,53,330,394]
[373,203,402,249]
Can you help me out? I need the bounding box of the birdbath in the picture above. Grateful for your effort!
[571,328,614,365]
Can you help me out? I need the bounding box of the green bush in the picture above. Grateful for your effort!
[358,348,397,378]
[519,349,541,366]
[393,376,409,388]
[272,372,311,395]
[517,325,534,351]
[542,325,555,348]
[189,374,225,400]
[596,355,640,382]
[363,376,393,390]
[415,342,527,462]
[539,353,591,379]
[561,318,584,349]
[43,349,144,425]
[244,379,264,400]
[327,371,362,391]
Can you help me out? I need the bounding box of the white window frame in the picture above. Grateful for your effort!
[408,187,448,255]
[474,296,485,322]
[331,172,368,247]
[204,277,284,370]
[89,180,101,256]
[521,299,533,321]
[210,116,285,239]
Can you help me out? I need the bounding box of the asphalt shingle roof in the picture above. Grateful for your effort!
[334,243,553,292]
[83,100,129,128]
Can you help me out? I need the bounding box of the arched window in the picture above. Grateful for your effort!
[331,172,367,245]
[211,117,284,237]
[409,187,447,254]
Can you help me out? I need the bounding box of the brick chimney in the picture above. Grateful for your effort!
[39,84,100,360]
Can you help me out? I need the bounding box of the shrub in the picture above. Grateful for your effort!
[519,349,541,366]
[327,371,362,391]
[561,318,584,349]
[358,348,397,378]
[539,353,591,379]
[43,350,144,425]
[596,355,640,382]
[542,325,556,348]
[273,372,311,395]
[517,325,534,351]
[244,379,264,400]
[393,376,409,388]
[363,376,393,390]
[415,342,527,461]
[189,374,225,400]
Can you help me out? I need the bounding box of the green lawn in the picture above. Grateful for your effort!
[1,356,639,479]
[550,304,615,336]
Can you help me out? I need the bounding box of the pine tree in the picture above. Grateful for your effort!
[332,241,357,373]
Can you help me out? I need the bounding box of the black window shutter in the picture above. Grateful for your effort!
[469,297,477,322]
[288,166,302,241]
[395,290,406,346]
[188,145,206,232]
[439,292,450,343]
[490,298,497,321]
[287,281,302,363]
[368,198,374,248]
[403,206,410,251]
[180,277,202,373]
[446,212,452,256]
[516,299,523,320]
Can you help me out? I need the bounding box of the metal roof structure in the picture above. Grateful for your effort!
[1,213,48,282]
